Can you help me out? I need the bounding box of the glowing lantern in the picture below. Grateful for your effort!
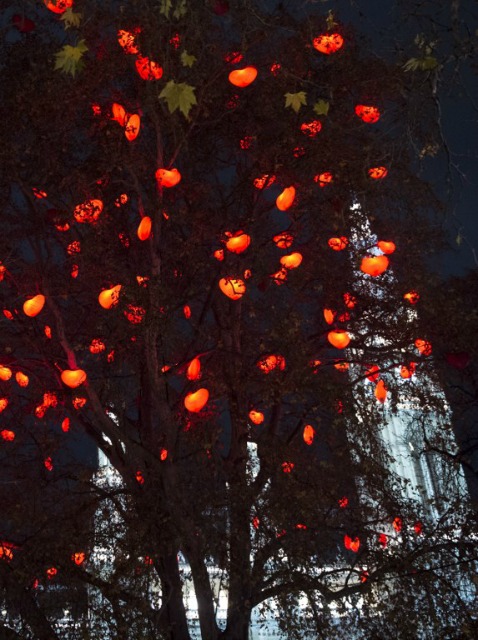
[0,542,14,561]
[135,56,163,80]
[323,308,336,325]
[327,330,350,349]
[43,392,57,408]
[3,310,14,320]
[0,398,7,413]
[271,268,288,285]
[15,371,29,387]
[414,522,423,535]
[44,326,52,339]
[273,232,294,248]
[186,357,201,381]
[44,457,53,471]
[404,290,419,304]
[23,294,45,318]
[155,168,181,188]
[184,388,209,413]
[72,552,85,566]
[368,166,388,180]
[365,365,380,382]
[415,339,432,356]
[0,263,6,281]
[228,66,258,88]
[61,418,70,432]
[314,172,333,187]
[334,361,349,371]
[160,448,168,461]
[344,535,360,553]
[300,120,322,137]
[183,305,191,319]
[360,255,389,276]
[377,240,396,255]
[343,292,356,308]
[98,285,121,309]
[355,105,381,123]
[74,199,103,223]
[252,516,260,529]
[280,252,302,269]
[374,379,387,403]
[313,33,344,54]
[1,429,15,442]
[111,103,127,126]
[393,516,403,532]
[46,566,57,578]
[89,339,105,354]
[254,174,276,189]
[378,533,388,548]
[328,237,348,251]
[276,186,295,211]
[125,114,141,141]
[303,424,315,445]
[0,366,12,381]
[117,29,140,55]
[125,305,145,324]
[400,362,416,379]
[44,0,73,13]
[249,410,264,425]
[257,354,286,374]
[137,216,152,241]
[219,277,246,300]
[225,231,251,254]
[72,397,87,409]
[61,369,87,388]
[136,470,145,485]
[338,496,348,508]
[214,249,224,261]
[282,462,294,473]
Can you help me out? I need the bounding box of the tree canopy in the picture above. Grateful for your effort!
[0,1,477,639]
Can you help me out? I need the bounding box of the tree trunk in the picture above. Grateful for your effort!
[157,552,191,640]
[220,610,251,640]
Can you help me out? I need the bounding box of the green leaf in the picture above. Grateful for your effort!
[403,56,438,72]
[60,8,82,29]
[284,91,307,114]
[403,58,420,72]
[160,0,172,17]
[326,10,337,31]
[180,50,197,68]
[313,99,330,116]
[173,0,188,18]
[54,39,88,77]
[159,80,197,118]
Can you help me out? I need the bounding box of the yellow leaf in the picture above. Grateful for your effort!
[159,80,197,118]
[54,40,88,77]
[284,92,307,113]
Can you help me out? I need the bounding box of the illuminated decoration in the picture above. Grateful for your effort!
[338,496,348,508]
[368,166,388,180]
[160,448,168,461]
[214,249,224,261]
[124,114,141,141]
[111,103,127,126]
[3,310,14,320]
[270,267,288,285]
[280,252,302,269]
[183,305,191,319]
[225,231,251,254]
[378,533,388,548]
[415,339,432,356]
[249,410,264,425]
[374,379,387,403]
[1,429,15,441]
[257,354,286,374]
[377,240,396,254]
[46,566,57,578]
[328,237,348,251]
[0,262,6,281]
[314,172,333,187]
[360,255,389,276]
[404,290,420,304]
[117,29,140,55]
[228,66,258,88]
[61,369,87,388]
[254,174,276,189]
[393,516,403,532]
[44,457,53,471]
[282,462,294,473]
[0,398,8,413]
[300,120,322,137]
[135,56,163,80]
[344,534,360,552]
[365,365,380,382]
[186,357,201,381]
[23,294,45,318]
[355,104,381,123]
[0,541,14,561]
[219,277,246,300]
[74,199,103,223]
[334,361,349,371]
[136,470,145,485]
[276,186,295,211]
[72,552,85,566]
[303,424,315,445]
[400,362,416,379]
[0,366,12,381]
[98,285,122,309]
[61,418,70,432]
[224,51,243,64]
[312,33,344,54]
[323,308,336,325]
[343,292,356,308]
[184,388,209,413]
[327,330,350,349]
[273,232,293,248]
[137,216,152,241]
[72,397,87,409]
[155,168,181,188]
[124,305,145,324]
[44,0,73,13]
[89,339,105,354]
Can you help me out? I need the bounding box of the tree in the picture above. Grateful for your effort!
[0,1,476,638]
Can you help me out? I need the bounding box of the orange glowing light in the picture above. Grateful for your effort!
[228,66,258,88]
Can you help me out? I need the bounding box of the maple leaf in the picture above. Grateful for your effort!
[54,40,88,77]
[159,81,197,118]
[60,8,82,29]
[180,50,197,68]
[284,91,307,113]
[313,99,330,116]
